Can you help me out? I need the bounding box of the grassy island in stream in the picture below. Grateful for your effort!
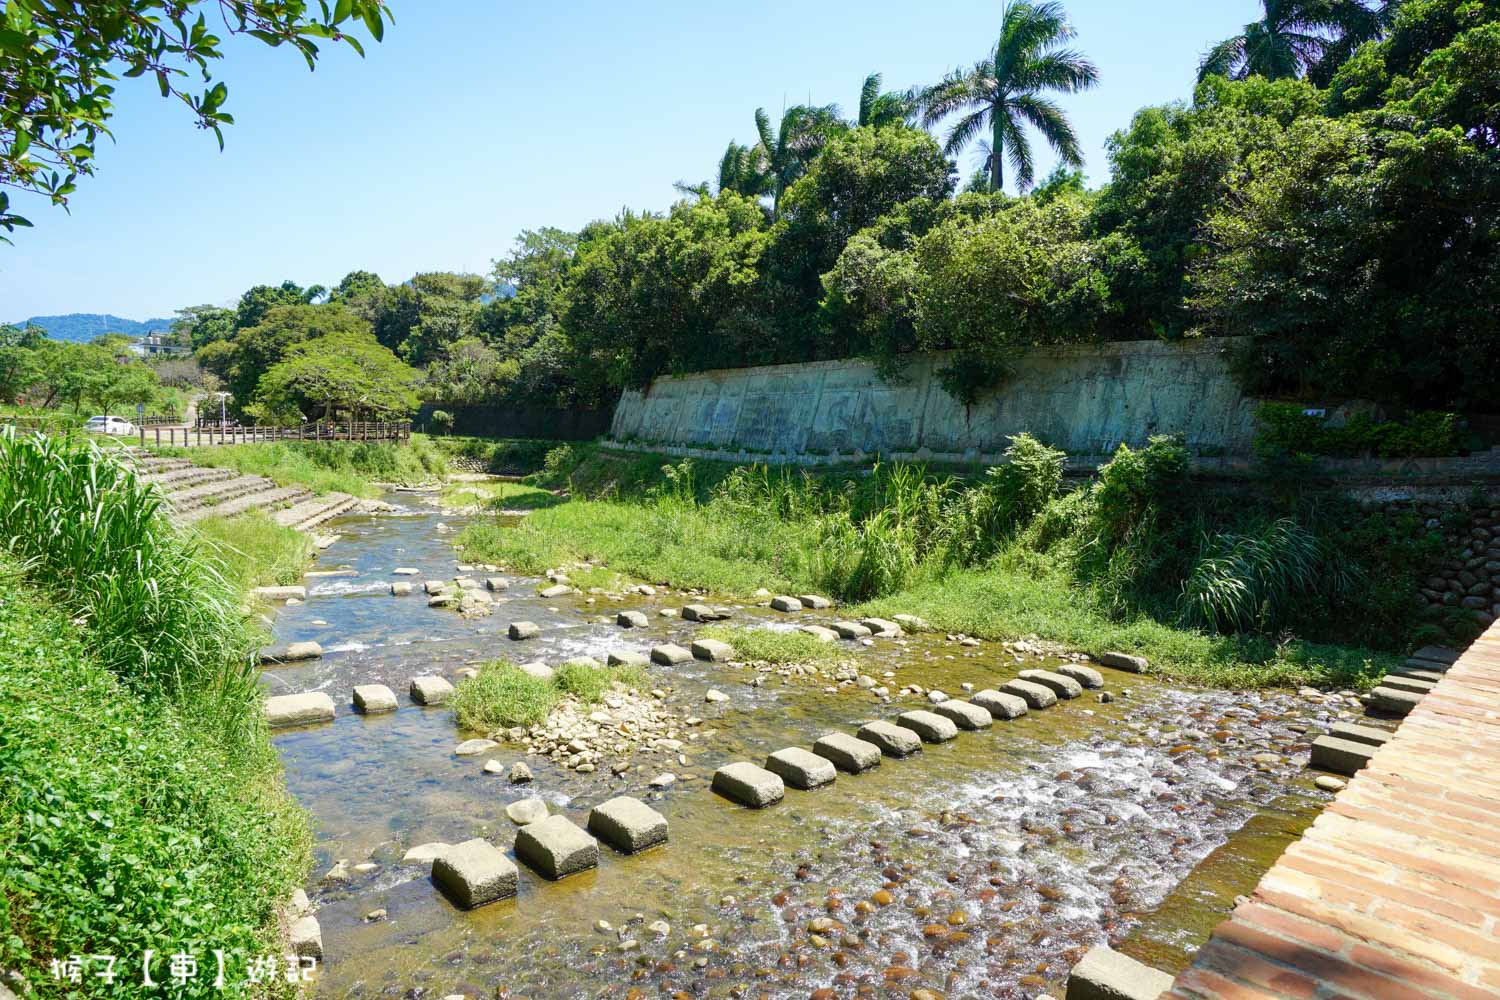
[455,440,1440,691]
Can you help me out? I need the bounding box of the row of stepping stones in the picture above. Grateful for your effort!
[1308,644,1457,776]
[709,664,1105,807]
[265,674,459,728]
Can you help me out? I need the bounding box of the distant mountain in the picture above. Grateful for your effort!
[10,313,175,342]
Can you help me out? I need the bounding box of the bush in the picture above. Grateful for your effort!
[429,409,454,435]
[942,434,1065,565]
[1179,518,1357,634]
[1255,403,1461,459]
[1091,434,1190,542]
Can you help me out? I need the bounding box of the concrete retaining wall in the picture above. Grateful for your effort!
[609,339,1257,461]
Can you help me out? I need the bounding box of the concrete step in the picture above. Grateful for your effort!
[131,457,194,474]
[179,486,313,524]
[143,466,236,490]
[274,493,358,532]
[167,475,279,512]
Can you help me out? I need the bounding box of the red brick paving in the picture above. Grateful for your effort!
[1163,623,1500,999]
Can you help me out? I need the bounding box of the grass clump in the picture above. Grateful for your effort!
[193,510,315,592]
[154,437,447,498]
[440,479,562,512]
[555,661,648,702]
[451,661,559,731]
[699,625,845,665]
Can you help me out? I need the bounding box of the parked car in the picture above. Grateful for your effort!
[84,415,136,436]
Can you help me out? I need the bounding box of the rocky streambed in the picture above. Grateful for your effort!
[261,494,1364,999]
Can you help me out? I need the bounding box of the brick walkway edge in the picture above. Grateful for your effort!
[1164,620,1500,1000]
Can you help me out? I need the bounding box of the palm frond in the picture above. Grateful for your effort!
[999,112,1037,191]
[859,72,882,127]
[943,107,992,158]
[1011,93,1082,167]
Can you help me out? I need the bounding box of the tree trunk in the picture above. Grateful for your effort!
[991,109,1005,193]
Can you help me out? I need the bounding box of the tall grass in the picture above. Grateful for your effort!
[452,659,648,732]
[156,438,447,497]
[194,510,315,592]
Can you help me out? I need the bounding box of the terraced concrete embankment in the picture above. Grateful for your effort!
[1164,620,1500,1000]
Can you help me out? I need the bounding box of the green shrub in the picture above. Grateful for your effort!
[1179,518,1357,634]
[942,434,1065,564]
[554,661,647,703]
[1255,403,1460,459]
[1091,434,1190,542]
[429,409,454,435]
[451,661,559,731]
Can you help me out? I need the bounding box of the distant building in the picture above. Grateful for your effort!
[131,332,189,358]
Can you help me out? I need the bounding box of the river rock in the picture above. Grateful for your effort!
[252,585,306,602]
[432,838,518,908]
[352,684,398,714]
[933,700,993,730]
[455,738,499,757]
[892,613,931,632]
[508,762,532,784]
[1001,678,1057,709]
[831,621,873,639]
[858,617,903,637]
[506,796,549,825]
[765,747,837,789]
[485,576,510,591]
[402,842,451,864]
[288,915,323,958]
[616,610,648,628]
[265,692,336,728]
[651,643,692,665]
[812,732,882,773]
[607,650,650,668]
[1056,663,1105,688]
[682,603,731,622]
[712,762,785,807]
[258,641,323,665]
[518,661,555,682]
[1019,669,1084,699]
[508,621,540,640]
[390,581,413,596]
[410,675,455,705]
[392,567,420,576]
[770,595,804,612]
[539,584,573,599]
[704,689,729,703]
[856,720,922,757]
[798,594,833,609]
[1098,651,1148,673]
[587,796,669,853]
[691,638,734,662]
[515,815,600,879]
[896,710,958,743]
[424,580,449,595]
[799,624,839,643]
[482,759,504,775]
[971,689,1028,720]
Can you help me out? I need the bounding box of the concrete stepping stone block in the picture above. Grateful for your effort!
[1001,678,1057,709]
[588,796,669,854]
[454,576,479,591]
[682,603,731,622]
[1066,944,1174,1000]
[831,621,873,639]
[265,692,336,728]
[617,610,649,628]
[813,733,882,773]
[896,710,958,743]
[1055,664,1105,689]
[508,621,540,640]
[857,720,923,757]
[485,577,510,591]
[1310,735,1376,776]
[799,625,839,643]
[765,747,837,789]
[1369,685,1421,716]
[691,638,734,662]
[428,593,458,609]
[432,838,518,908]
[424,580,449,595]
[252,585,306,601]
[1098,651,1148,673]
[933,700,993,730]
[607,649,651,668]
[352,684,398,714]
[258,641,323,665]
[892,613,932,632]
[770,595,804,612]
[289,915,323,958]
[1412,644,1458,664]
[1379,673,1435,695]
[1020,669,1084,699]
[971,689,1028,720]
[539,583,573,599]
[1394,667,1444,683]
[515,815,599,880]
[403,842,451,864]
[1328,721,1393,748]
[859,617,903,637]
[410,675,455,705]
[1404,656,1451,674]
[651,643,692,665]
[712,762,785,807]
[390,582,413,596]
[798,594,833,609]
[392,567,420,576]
[518,661,555,682]
[561,656,601,670]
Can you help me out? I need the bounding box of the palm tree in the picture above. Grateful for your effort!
[915,1,1098,194]
[753,103,846,214]
[1198,0,1385,83]
[857,73,916,128]
[714,141,766,198]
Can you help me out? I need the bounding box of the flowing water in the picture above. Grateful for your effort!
[265,493,1357,1000]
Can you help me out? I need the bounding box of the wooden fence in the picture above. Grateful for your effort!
[147,421,412,448]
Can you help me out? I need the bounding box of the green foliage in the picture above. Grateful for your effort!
[193,511,315,593]
[554,661,647,703]
[942,434,1066,564]
[0,0,390,239]
[1091,434,1190,542]
[1254,403,1461,458]
[451,661,559,731]
[429,409,454,435]
[698,626,845,664]
[1198,0,1386,83]
[1179,518,1354,633]
[251,328,420,423]
[161,438,446,498]
[197,303,369,418]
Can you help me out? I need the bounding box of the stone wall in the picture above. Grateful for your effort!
[609,338,1258,462]
[1390,500,1500,633]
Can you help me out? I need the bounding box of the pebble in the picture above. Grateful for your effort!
[1314,775,1346,792]
[364,908,387,922]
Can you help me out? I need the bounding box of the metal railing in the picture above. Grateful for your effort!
[151,421,412,447]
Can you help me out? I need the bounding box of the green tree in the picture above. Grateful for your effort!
[916,1,1099,193]
[369,272,486,364]
[715,142,766,197]
[198,303,368,416]
[0,0,391,240]
[253,329,420,423]
[234,280,311,330]
[171,304,235,350]
[0,322,43,402]
[1198,0,1385,82]
[753,104,848,214]
[857,73,915,128]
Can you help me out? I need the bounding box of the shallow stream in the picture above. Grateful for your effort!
[266,494,1357,999]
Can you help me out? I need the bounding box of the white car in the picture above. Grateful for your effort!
[84,415,136,436]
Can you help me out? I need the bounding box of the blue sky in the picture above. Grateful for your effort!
[2,0,1262,321]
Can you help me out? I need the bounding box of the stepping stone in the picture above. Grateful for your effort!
[831,621,873,639]
[454,577,479,591]
[1404,656,1451,674]
[1019,669,1083,699]
[691,638,734,662]
[770,595,803,612]
[617,610,649,628]
[1310,735,1377,776]
[428,593,458,609]
[1068,944,1175,1000]
[607,650,650,668]
[1412,644,1458,664]
[798,594,833,609]
[454,738,498,756]
[410,675,455,705]
[1001,678,1057,709]
[390,582,413,596]
[1055,664,1104,689]
[971,689,1028,720]
[1394,667,1444,683]
[1379,674,1435,695]
[424,580,449,595]
[1098,651,1148,673]
[1328,721,1393,748]
[813,733,882,773]
[518,661,555,682]
[289,915,322,958]
[485,577,510,591]
[539,584,573,599]
[681,603,731,622]
[859,617,903,637]
[896,710,958,743]
[764,747,837,789]
[799,625,839,643]
[251,585,306,601]
[508,621,540,640]
[857,720,922,757]
[258,641,323,665]
[933,700,992,730]
[352,684,398,714]
[588,796,669,854]
[432,838,518,908]
[561,656,601,670]
[651,643,692,665]
[505,796,548,825]
[402,842,451,864]
[1369,686,1422,716]
[265,692,336,728]
[515,815,599,880]
[392,567,420,576]
[892,613,932,632]
[712,762,785,807]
